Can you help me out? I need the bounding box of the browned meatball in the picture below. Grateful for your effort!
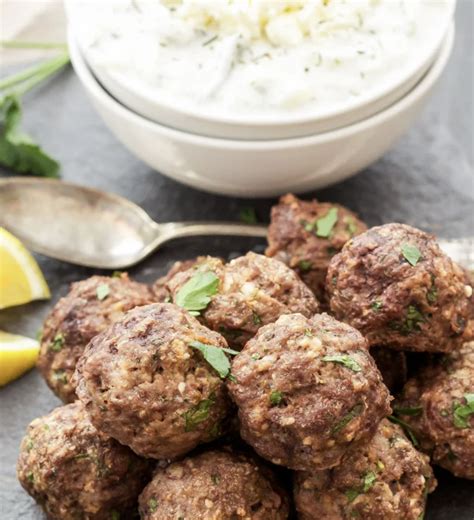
[74,303,232,459]
[327,223,473,352]
[293,419,436,520]
[139,449,289,520]
[394,341,474,479]
[37,274,155,402]
[370,347,407,394]
[166,252,319,348]
[227,313,391,471]
[17,402,151,520]
[266,194,367,304]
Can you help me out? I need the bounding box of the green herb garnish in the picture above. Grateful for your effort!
[393,405,422,416]
[50,332,64,352]
[189,341,238,379]
[345,471,376,503]
[427,285,438,304]
[183,394,216,432]
[174,271,219,316]
[388,415,419,446]
[269,390,284,406]
[298,259,313,272]
[96,284,110,301]
[401,243,422,266]
[239,207,258,224]
[371,301,383,312]
[315,208,339,238]
[52,369,68,384]
[322,354,361,372]
[332,403,363,434]
[148,498,158,513]
[26,471,34,483]
[345,217,358,236]
[211,474,220,485]
[252,311,262,326]
[452,393,474,429]
[389,305,425,335]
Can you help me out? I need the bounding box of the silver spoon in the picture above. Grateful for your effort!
[1,177,473,272]
[0,177,267,269]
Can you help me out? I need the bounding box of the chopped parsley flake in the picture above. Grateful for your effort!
[388,415,419,446]
[389,305,425,335]
[452,393,474,429]
[332,403,363,434]
[371,301,383,312]
[50,333,64,352]
[401,243,422,266]
[345,217,358,236]
[393,405,423,416]
[174,271,219,315]
[148,498,158,513]
[316,208,339,238]
[183,394,216,432]
[345,471,376,503]
[298,259,313,272]
[322,354,361,372]
[252,311,262,326]
[96,284,110,300]
[427,285,438,304]
[189,341,238,379]
[211,473,220,485]
[269,390,284,406]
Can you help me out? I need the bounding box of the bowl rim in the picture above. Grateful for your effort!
[67,0,456,129]
[69,22,454,149]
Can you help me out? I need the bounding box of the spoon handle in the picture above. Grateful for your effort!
[155,222,268,246]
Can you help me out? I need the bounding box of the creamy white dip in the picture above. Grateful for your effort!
[72,0,452,119]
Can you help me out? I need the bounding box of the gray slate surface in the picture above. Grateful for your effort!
[1,2,473,519]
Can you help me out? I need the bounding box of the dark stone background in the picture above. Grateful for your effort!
[1,2,473,518]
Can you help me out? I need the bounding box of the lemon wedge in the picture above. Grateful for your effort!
[0,227,50,309]
[0,331,40,386]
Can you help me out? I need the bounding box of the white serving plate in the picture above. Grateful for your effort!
[68,24,454,198]
[66,0,455,139]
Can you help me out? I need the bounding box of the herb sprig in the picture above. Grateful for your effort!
[189,340,238,379]
[322,354,361,372]
[174,271,219,316]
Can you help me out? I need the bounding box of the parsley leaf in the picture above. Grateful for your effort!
[315,208,338,238]
[322,354,361,372]
[239,207,257,224]
[452,393,474,429]
[96,284,110,301]
[0,94,59,177]
[393,405,422,416]
[269,390,284,406]
[401,243,422,266]
[362,471,377,492]
[148,498,158,513]
[174,271,219,315]
[389,305,425,335]
[332,403,363,434]
[50,332,64,352]
[371,301,383,312]
[189,341,238,379]
[388,415,419,446]
[183,394,216,431]
[298,259,313,272]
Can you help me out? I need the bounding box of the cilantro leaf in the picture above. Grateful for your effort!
[315,208,338,238]
[0,94,59,177]
[182,394,216,432]
[402,243,422,266]
[269,390,284,406]
[452,393,474,429]
[174,271,219,315]
[189,340,237,379]
[96,284,110,301]
[322,354,361,372]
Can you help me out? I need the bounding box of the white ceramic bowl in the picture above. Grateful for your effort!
[67,0,455,140]
[68,25,454,198]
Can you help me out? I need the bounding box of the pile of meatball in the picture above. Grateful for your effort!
[17,193,473,520]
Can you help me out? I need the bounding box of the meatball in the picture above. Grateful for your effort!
[74,303,232,459]
[370,347,407,394]
[139,449,289,520]
[394,341,474,479]
[166,252,319,348]
[17,402,151,520]
[227,313,391,471]
[37,273,155,402]
[293,419,436,520]
[327,223,473,352]
[266,194,367,303]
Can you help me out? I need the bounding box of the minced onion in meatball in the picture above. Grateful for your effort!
[228,313,391,471]
[394,341,474,479]
[293,419,436,520]
[139,449,289,520]
[37,274,155,402]
[166,252,319,348]
[74,303,232,459]
[327,223,473,352]
[266,194,367,304]
[370,347,407,394]
[17,402,151,520]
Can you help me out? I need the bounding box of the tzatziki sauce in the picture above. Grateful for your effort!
[71,0,452,120]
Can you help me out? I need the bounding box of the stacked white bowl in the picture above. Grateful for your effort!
[66,0,456,197]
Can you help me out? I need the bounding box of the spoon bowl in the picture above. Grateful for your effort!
[0,177,267,269]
